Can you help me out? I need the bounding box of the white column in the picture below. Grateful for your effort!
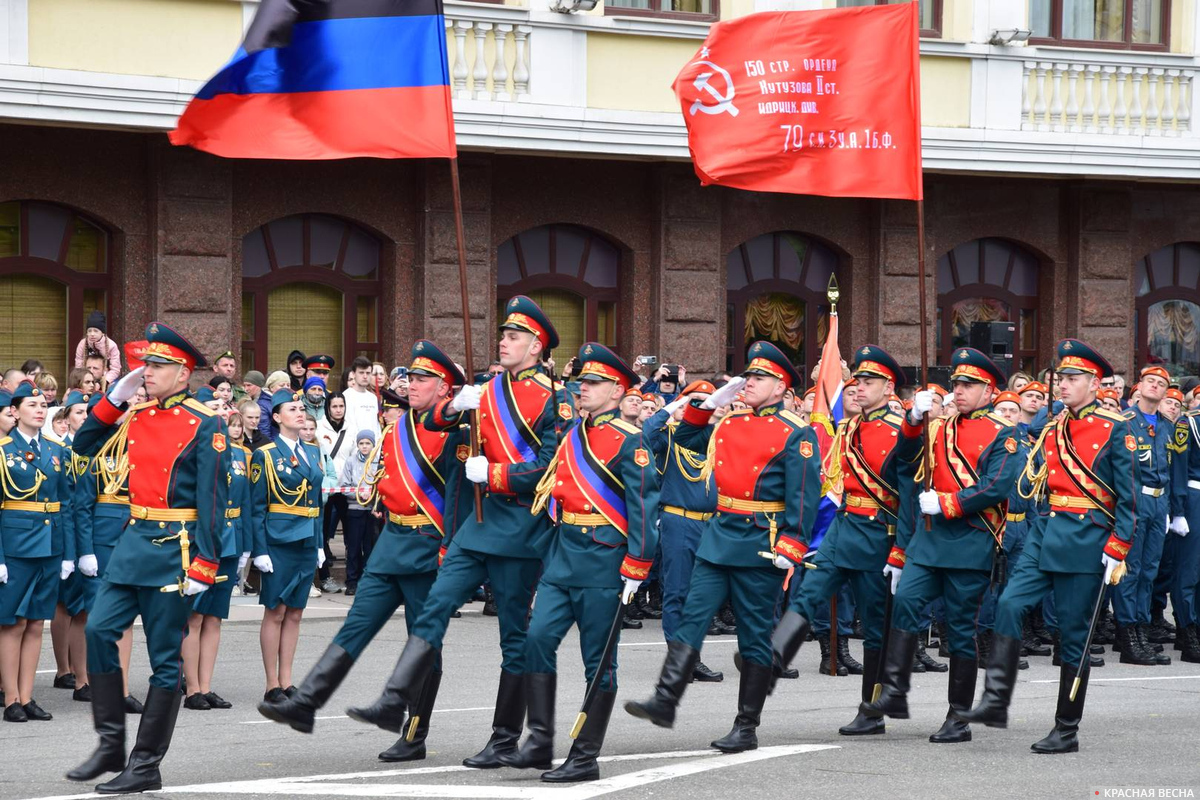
[0,0,30,66]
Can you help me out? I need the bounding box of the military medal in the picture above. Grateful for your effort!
[24,451,34,462]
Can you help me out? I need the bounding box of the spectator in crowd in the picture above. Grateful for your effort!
[389,367,409,401]
[208,375,234,405]
[84,353,108,387]
[337,430,379,597]
[1008,371,1033,394]
[1098,388,1123,414]
[302,377,326,423]
[287,350,307,391]
[371,362,388,393]
[0,389,13,436]
[301,412,341,596]
[2,369,26,392]
[265,371,291,439]
[379,388,404,429]
[48,407,69,440]
[316,392,351,595]
[242,371,271,440]
[19,360,43,383]
[1190,387,1200,411]
[619,388,642,425]
[640,363,684,403]
[73,310,121,384]
[35,373,58,406]
[304,356,335,388]
[213,351,245,402]
[487,360,504,377]
[341,357,380,441]
[66,367,98,397]
[1018,381,1048,426]
[234,398,265,451]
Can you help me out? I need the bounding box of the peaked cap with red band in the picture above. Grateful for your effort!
[141,321,207,370]
[743,340,802,389]
[851,344,908,389]
[408,340,467,387]
[500,295,560,350]
[576,342,639,390]
[1056,338,1114,379]
[949,346,1006,388]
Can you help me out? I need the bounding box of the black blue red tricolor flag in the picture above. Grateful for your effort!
[170,0,456,160]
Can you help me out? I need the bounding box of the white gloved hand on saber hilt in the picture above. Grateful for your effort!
[621,578,642,605]
[883,564,903,596]
[183,579,209,597]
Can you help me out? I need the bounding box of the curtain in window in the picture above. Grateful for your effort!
[950,297,1009,348]
[1063,0,1125,41]
[1148,300,1200,372]
[744,292,805,351]
[0,275,67,381]
[267,282,343,378]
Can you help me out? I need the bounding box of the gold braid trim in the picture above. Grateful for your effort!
[700,424,719,489]
[913,417,946,484]
[91,413,135,496]
[530,446,562,517]
[0,451,45,501]
[673,444,707,483]
[263,451,308,508]
[822,420,848,496]
[1017,418,1057,502]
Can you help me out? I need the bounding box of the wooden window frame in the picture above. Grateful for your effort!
[1134,242,1200,372]
[604,0,719,24]
[837,0,942,38]
[1029,0,1171,52]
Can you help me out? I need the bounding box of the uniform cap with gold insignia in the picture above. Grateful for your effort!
[851,345,907,389]
[743,341,801,389]
[270,389,304,411]
[381,388,407,410]
[141,320,208,370]
[10,380,42,404]
[949,347,1007,387]
[1055,338,1113,379]
[576,342,639,390]
[196,386,217,403]
[304,354,336,372]
[63,390,91,408]
[499,295,560,350]
[407,340,466,387]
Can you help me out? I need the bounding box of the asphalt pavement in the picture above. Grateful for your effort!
[3,595,1198,800]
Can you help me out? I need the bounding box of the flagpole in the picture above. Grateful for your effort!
[449,157,484,523]
[917,199,933,531]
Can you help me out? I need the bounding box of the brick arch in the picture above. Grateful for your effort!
[1134,241,1200,376]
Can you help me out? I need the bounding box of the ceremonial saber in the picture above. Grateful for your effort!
[570,594,627,739]
[159,575,228,594]
[1071,562,1125,701]
[873,576,894,703]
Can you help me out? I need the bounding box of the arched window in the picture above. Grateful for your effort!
[1135,242,1200,376]
[241,214,383,388]
[725,232,838,379]
[497,225,620,360]
[0,200,111,382]
[936,238,1040,373]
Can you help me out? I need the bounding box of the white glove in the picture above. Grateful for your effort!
[465,455,489,484]
[183,578,209,597]
[253,554,274,573]
[78,554,99,577]
[883,564,903,595]
[918,490,942,516]
[1102,553,1121,585]
[238,552,250,573]
[450,384,482,413]
[772,554,795,570]
[107,366,145,406]
[701,376,746,410]
[621,578,642,605]
[664,395,689,415]
[316,548,326,569]
[60,560,75,580]
[909,390,935,424]
[1170,516,1190,536]
[0,564,7,584]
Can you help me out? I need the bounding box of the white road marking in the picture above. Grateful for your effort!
[241,705,495,725]
[23,744,837,800]
[1028,674,1200,684]
[618,638,737,647]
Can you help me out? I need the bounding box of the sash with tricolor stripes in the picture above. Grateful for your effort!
[550,422,629,536]
[391,411,447,535]
[480,372,542,464]
[943,415,1006,545]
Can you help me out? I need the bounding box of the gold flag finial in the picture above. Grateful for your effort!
[826,274,840,312]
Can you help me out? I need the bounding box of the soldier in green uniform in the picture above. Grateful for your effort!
[861,347,1020,744]
[959,339,1140,753]
[348,296,566,770]
[68,322,228,793]
[257,340,468,764]
[625,341,821,753]
[499,344,659,782]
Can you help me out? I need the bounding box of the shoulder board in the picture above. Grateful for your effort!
[778,409,807,428]
[1186,410,1200,419]
[885,413,904,425]
[259,442,277,453]
[724,408,753,419]
[0,436,10,446]
[533,373,553,389]
[609,419,640,436]
[183,398,217,417]
[1122,409,1136,420]
[988,412,1016,428]
[233,443,250,454]
[44,435,65,447]
[128,400,157,413]
[1095,408,1126,422]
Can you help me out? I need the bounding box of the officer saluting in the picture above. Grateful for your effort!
[959,339,1140,753]
[68,322,228,793]
[767,345,922,736]
[258,340,467,764]
[499,344,659,782]
[348,296,565,770]
[861,347,1020,744]
[625,341,821,754]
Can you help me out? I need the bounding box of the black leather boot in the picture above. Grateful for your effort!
[378,670,442,762]
[1180,624,1200,663]
[838,648,885,736]
[929,656,977,743]
[463,670,526,768]
[1136,623,1171,665]
[916,630,948,672]
[259,644,355,733]
[817,633,848,676]
[542,690,616,783]
[624,640,700,728]
[860,629,917,720]
[67,672,126,781]
[736,610,809,693]
[1031,662,1088,754]
[1023,618,1051,656]
[710,660,771,753]
[95,685,181,794]
[1116,623,1156,665]
[837,635,864,675]
[498,673,555,770]
[347,637,437,734]
[954,633,1021,728]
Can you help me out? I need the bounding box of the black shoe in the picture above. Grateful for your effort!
[779,667,799,679]
[1031,662,1088,754]
[625,640,700,729]
[95,685,181,794]
[259,644,355,734]
[1022,618,1052,656]
[851,616,865,640]
[498,673,555,770]
[911,653,927,673]
[345,585,357,597]
[1148,613,1176,643]
[73,684,94,703]
[860,629,917,720]
[839,648,885,736]
[463,670,526,768]
[320,577,344,594]
[692,661,724,682]
[719,604,738,631]
[68,673,126,781]
[204,692,232,709]
[622,610,643,630]
[1118,622,1157,665]
[1180,625,1200,663]
[837,635,864,675]
[637,589,662,621]
[379,670,442,762]
[710,660,770,753]
[284,685,298,698]
[930,656,976,743]
[124,695,144,715]
[263,687,287,704]
[54,673,77,690]
[1030,610,1054,644]
[916,642,948,673]
[348,637,437,735]
[1136,624,1171,665]
[955,633,1021,729]
[542,690,616,783]
[23,700,52,721]
[4,702,28,722]
[817,633,848,676]
[184,693,211,711]
[482,587,498,617]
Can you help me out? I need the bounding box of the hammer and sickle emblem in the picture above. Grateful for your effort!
[688,61,739,118]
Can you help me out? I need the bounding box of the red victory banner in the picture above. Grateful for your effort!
[672,2,922,200]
